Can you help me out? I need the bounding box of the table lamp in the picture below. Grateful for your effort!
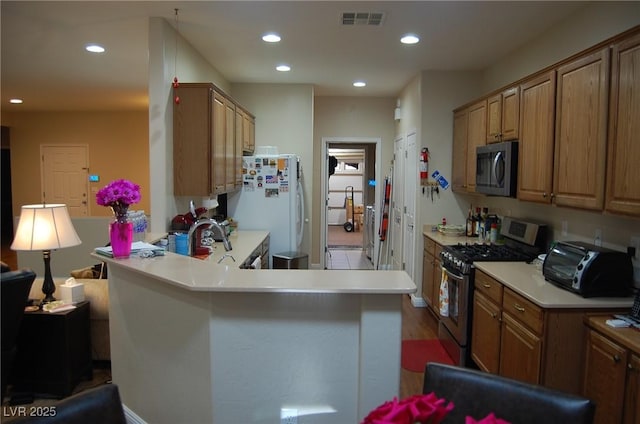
[10,204,81,304]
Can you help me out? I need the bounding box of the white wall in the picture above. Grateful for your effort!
[312,96,396,264]
[230,83,314,258]
[147,17,230,233]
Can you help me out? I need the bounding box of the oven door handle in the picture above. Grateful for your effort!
[442,265,464,282]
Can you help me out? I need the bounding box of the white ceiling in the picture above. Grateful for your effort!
[1,1,590,112]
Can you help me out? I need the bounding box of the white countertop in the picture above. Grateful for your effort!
[92,230,416,294]
[476,259,633,309]
[423,228,634,309]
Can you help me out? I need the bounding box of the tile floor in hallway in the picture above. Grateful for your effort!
[326,248,374,270]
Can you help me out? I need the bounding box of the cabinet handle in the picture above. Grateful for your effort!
[491,312,498,319]
[483,283,491,288]
[613,355,621,363]
[542,192,547,198]
[513,304,525,313]
[628,363,634,370]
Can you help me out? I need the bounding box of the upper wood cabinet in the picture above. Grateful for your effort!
[517,71,556,203]
[466,100,487,192]
[173,83,216,196]
[554,48,610,210]
[173,82,253,197]
[606,32,640,216]
[486,86,519,143]
[451,100,486,194]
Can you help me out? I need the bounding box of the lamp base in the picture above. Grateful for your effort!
[41,249,56,305]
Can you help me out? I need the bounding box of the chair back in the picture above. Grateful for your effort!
[423,363,595,424]
[1,269,36,398]
[6,384,127,424]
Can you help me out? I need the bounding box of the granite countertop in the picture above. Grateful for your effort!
[423,227,634,309]
[92,230,417,295]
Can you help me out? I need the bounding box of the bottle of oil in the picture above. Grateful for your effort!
[466,208,474,237]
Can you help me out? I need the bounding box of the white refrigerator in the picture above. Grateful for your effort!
[227,154,304,267]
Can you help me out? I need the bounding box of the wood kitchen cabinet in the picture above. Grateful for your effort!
[583,315,640,424]
[472,270,504,374]
[517,71,556,203]
[554,48,610,210]
[486,86,519,143]
[466,100,486,193]
[451,101,486,194]
[174,82,253,196]
[421,236,442,317]
[173,83,216,196]
[236,106,256,154]
[606,32,640,217]
[470,270,616,395]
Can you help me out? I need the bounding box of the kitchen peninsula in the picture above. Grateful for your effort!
[92,231,416,424]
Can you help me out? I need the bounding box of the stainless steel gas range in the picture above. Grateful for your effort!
[438,217,546,367]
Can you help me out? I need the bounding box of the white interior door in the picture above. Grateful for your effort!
[390,136,404,271]
[41,145,89,216]
[403,132,417,280]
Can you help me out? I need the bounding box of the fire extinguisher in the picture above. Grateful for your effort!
[420,148,429,179]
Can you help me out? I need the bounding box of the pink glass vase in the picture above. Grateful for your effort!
[110,220,133,259]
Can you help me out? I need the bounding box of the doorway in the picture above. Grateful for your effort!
[321,137,380,270]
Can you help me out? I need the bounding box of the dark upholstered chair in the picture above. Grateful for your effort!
[5,384,126,424]
[423,363,595,424]
[1,269,36,400]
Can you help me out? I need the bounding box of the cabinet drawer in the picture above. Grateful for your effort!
[424,236,436,256]
[502,288,543,334]
[475,270,503,304]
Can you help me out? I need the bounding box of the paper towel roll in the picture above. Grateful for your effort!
[251,256,261,270]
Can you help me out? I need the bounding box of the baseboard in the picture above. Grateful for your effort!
[124,404,147,424]
[410,294,427,308]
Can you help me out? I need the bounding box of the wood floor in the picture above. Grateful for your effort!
[400,294,439,398]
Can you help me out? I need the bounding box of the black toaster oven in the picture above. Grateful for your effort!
[543,241,633,298]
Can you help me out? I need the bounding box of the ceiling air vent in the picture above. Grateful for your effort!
[341,12,385,26]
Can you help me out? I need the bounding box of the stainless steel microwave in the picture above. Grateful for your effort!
[476,141,518,197]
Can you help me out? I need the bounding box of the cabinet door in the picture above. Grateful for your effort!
[235,109,244,189]
[466,100,487,192]
[243,112,255,153]
[554,48,609,210]
[623,354,640,424]
[452,109,468,192]
[486,87,519,143]
[518,71,556,203]
[486,93,502,143]
[432,244,443,317]
[499,313,542,385]
[212,92,226,194]
[606,32,640,216]
[422,250,435,309]
[501,87,519,141]
[173,84,213,196]
[472,290,501,374]
[225,98,236,193]
[583,329,627,424]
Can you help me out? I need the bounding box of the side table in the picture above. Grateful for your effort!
[11,301,93,398]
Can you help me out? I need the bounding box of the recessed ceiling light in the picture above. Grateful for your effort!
[262,33,281,43]
[353,81,366,88]
[9,98,23,104]
[85,44,105,53]
[400,34,420,45]
[276,64,291,72]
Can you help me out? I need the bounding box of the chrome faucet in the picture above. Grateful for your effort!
[187,219,232,256]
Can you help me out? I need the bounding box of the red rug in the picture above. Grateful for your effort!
[401,339,455,372]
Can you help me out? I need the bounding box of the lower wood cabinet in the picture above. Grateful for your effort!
[470,270,622,395]
[421,236,442,316]
[583,316,640,424]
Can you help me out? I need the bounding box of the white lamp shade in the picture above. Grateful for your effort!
[11,204,82,251]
